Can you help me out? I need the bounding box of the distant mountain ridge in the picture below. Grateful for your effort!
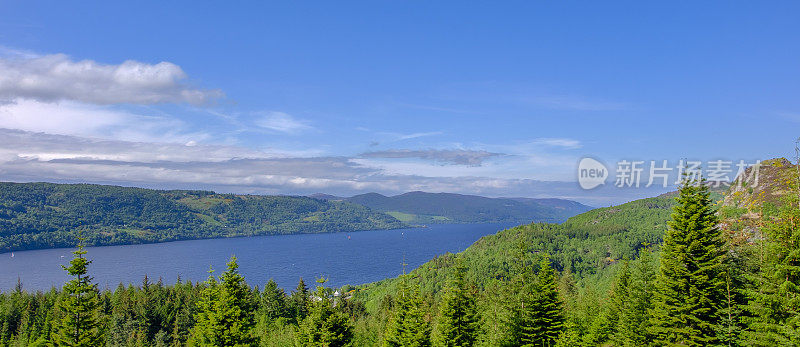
[315,191,593,224]
[0,182,404,253]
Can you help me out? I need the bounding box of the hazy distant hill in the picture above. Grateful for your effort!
[341,191,593,224]
[308,193,346,201]
[0,182,404,253]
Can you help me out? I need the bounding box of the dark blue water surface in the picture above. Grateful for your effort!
[0,223,514,292]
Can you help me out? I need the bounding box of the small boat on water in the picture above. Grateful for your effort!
[10,252,13,258]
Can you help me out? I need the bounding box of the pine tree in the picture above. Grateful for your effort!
[192,267,223,346]
[383,277,431,347]
[291,277,310,322]
[261,279,289,322]
[650,178,726,346]
[296,278,353,347]
[477,279,514,347]
[52,242,103,346]
[614,247,656,346]
[433,265,478,347]
[744,175,800,345]
[191,256,256,346]
[609,258,631,343]
[518,257,564,347]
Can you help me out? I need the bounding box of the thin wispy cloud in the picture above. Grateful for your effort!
[776,112,800,123]
[397,131,443,140]
[524,94,628,111]
[0,52,222,105]
[360,149,503,166]
[367,130,444,146]
[532,137,583,149]
[254,111,314,134]
[377,131,443,141]
[396,102,479,115]
[0,128,608,202]
[0,98,207,143]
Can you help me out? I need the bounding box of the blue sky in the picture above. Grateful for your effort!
[0,1,798,205]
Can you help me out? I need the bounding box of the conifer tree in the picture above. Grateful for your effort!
[261,279,289,322]
[296,278,353,347]
[52,242,103,346]
[477,279,514,347]
[518,257,564,347]
[650,178,726,345]
[291,278,310,322]
[745,176,800,345]
[614,247,656,346]
[433,265,478,347]
[383,277,431,347]
[191,256,256,346]
[609,257,631,340]
[192,268,221,345]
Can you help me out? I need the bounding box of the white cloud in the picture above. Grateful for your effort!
[396,131,443,140]
[360,149,502,166]
[0,128,615,202]
[532,137,582,149]
[255,111,313,134]
[0,98,205,143]
[374,130,443,142]
[0,52,222,105]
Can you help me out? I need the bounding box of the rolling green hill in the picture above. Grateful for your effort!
[0,182,404,253]
[342,191,593,224]
[355,192,676,309]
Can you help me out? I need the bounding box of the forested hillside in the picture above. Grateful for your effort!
[0,182,404,253]
[1,159,798,346]
[342,191,592,224]
[355,192,675,308]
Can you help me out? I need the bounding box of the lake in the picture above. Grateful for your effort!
[0,223,515,292]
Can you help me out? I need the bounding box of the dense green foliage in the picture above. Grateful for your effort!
[344,191,592,224]
[432,267,478,347]
[649,181,727,345]
[52,242,103,347]
[609,249,656,346]
[1,163,798,346]
[358,194,675,306]
[517,257,563,346]
[383,279,430,347]
[296,279,354,347]
[743,178,800,345]
[191,257,256,346]
[0,182,404,252]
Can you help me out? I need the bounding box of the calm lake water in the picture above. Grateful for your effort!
[0,223,514,292]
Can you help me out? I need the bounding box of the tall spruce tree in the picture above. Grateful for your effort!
[477,279,515,347]
[614,247,656,346]
[296,278,353,347]
[744,176,800,345]
[52,242,103,346]
[609,258,632,344]
[650,178,726,346]
[518,257,564,347]
[191,256,256,346]
[383,277,431,347]
[433,266,478,347]
[260,279,289,322]
[291,278,310,322]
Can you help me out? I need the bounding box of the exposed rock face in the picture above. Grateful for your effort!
[717,158,798,245]
[722,157,797,209]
